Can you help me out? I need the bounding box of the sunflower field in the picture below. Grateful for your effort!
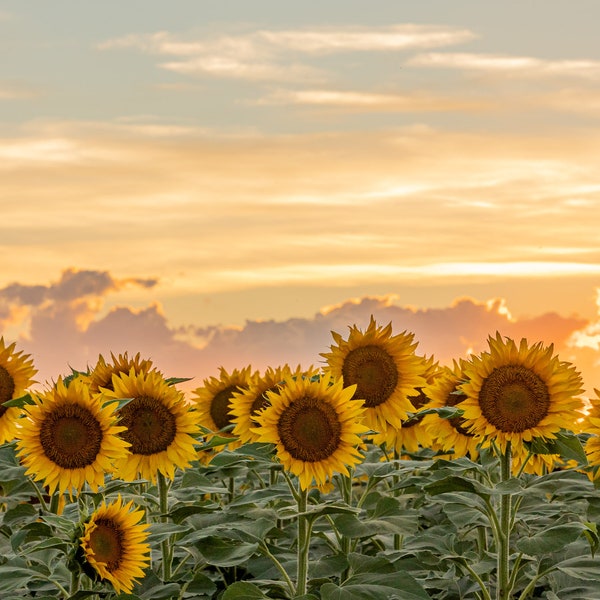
[2,318,600,600]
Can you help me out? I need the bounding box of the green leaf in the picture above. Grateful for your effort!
[197,536,259,567]
[221,581,270,599]
[424,475,491,498]
[165,376,194,386]
[517,523,588,555]
[555,556,600,580]
[528,430,587,464]
[0,566,35,593]
[321,571,430,600]
[1,393,35,408]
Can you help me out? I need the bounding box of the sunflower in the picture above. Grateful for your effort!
[15,377,129,495]
[583,389,600,480]
[252,373,369,490]
[88,352,155,394]
[192,366,256,447]
[104,369,199,483]
[372,355,440,454]
[79,495,150,594]
[230,364,314,444]
[0,337,37,444]
[459,333,585,452]
[421,360,481,460]
[321,316,427,433]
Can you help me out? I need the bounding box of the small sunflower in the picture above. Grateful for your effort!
[321,316,427,433]
[372,355,440,454]
[0,337,37,444]
[104,369,199,483]
[88,352,155,394]
[192,366,256,446]
[459,333,585,452]
[15,378,129,495]
[253,373,369,490]
[230,364,312,444]
[79,495,150,594]
[421,360,480,460]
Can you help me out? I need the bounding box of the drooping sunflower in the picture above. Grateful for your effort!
[192,366,256,448]
[88,352,155,394]
[459,333,585,452]
[230,364,315,444]
[79,495,150,594]
[0,337,37,444]
[104,369,199,483]
[372,355,440,455]
[15,377,130,495]
[252,373,369,490]
[321,316,427,433]
[421,360,481,460]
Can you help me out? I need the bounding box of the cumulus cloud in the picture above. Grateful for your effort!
[2,269,598,400]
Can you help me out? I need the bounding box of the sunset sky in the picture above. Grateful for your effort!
[2,1,600,396]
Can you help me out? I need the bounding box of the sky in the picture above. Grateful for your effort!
[2,1,600,398]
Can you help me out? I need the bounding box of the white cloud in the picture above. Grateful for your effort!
[98,25,476,82]
[408,52,600,79]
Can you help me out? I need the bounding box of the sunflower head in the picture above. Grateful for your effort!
[459,333,585,452]
[230,364,311,444]
[321,316,428,433]
[103,369,200,483]
[372,355,441,454]
[421,360,480,460]
[88,352,155,394]
[79,495,150,594]
[192,365,257,438]
[0,337,38,444]
[15,377,130,495]
[253,373,369,490]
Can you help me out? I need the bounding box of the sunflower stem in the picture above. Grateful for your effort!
[296,485,310,597]
[497,442,513,600]
[157,472,173,582]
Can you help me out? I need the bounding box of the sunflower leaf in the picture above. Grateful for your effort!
[1,393,35,408]
[165,376,194,386]
[221,581,270,599]
[527,430,587,464]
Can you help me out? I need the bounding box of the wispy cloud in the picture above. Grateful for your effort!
[0,81,39,100]
[98,25,476,81]
[257,89,490,112]
[408,52,600,79]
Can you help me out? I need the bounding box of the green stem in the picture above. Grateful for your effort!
[157,472,172,582]
[49,490,61,514]
[458,557,493,600]
[497,442,513,600]
[296,485,310,597]
[259,543,296,597]
[339,472,353,581]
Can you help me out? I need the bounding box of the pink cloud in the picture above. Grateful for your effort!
[1,269,597,398]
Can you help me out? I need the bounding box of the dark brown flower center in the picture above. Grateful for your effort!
[88,519,123,572]
[249,386,279,418]
[446,389,473,437]
[403,388,429,428]
[210,385,244,430]
[118,396,177,455]
[342,345,398,408]
[479,364,550,433]
[277,395,342,462]
[40,404,103,468]
[0,365,16,419]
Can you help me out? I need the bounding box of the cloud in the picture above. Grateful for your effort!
[98,25,475,82]
[3,270,598,401]
[256,89,490,113]
[0,81,39,100]
[408,52,600,80]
